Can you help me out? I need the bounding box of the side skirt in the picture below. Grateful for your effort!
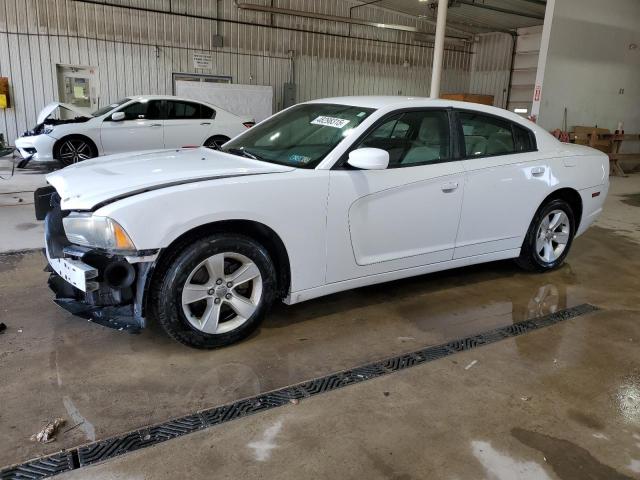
[284,248,521,305]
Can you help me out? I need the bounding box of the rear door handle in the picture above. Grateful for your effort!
[531,166,545,176]
[200,122,211,125]
[441,182,459,192]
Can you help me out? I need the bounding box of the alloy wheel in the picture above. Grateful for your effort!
[535,209,571,263]
[58,139,93,163]
[181,252,262,334]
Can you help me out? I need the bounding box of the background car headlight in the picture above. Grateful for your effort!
[62,214,136,251]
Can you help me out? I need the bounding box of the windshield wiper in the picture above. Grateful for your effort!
[226,147,263,161]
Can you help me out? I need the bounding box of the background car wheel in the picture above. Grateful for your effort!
[150,234,277,349]
[54,136,97,166]
[516,198,575,272]
[204,135,230,150]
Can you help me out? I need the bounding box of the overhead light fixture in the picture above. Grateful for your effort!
[514,108,528,113]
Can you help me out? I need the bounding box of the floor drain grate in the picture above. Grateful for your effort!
[0,303,598,479]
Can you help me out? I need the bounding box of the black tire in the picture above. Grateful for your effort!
[204,135,230,150]
[516,198,576,272]
[54,135,98,167]
[150,234,277,349]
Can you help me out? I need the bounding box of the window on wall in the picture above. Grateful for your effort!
[357,110,451,168]
[459,111,518,157]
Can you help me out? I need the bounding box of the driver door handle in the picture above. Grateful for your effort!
[149,123,162,127]
[441,181,459,192]
[531,166,545,176]
[200,122,211,125]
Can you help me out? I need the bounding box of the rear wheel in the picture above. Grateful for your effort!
[516,198,575,272]
[204,135,230,150]
[54,136,97,166]
[150,234,277,349]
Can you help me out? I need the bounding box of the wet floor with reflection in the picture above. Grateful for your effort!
[0,226,639,467]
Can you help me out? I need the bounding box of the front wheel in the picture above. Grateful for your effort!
[54,136,97,166]
[516,198,575,272]
[150,234,277,349]
[204,135,230,150]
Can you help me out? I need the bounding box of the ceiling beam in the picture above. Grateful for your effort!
[456,0,545,20]
[236,1,473,40]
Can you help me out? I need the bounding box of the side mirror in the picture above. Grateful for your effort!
[111,111,125,122]
[347,148,389,170]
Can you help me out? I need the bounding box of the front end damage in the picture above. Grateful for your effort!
[36,186,157,333]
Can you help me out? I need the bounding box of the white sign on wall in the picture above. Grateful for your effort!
[175,81,273,123]
[192,52,213,70]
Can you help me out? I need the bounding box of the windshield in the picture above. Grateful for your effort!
[222,103,375,168]
[92,98,130,117]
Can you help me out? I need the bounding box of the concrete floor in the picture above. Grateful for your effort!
[0,158,51,252]
[0,174,639,479]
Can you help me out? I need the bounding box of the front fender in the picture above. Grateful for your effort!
[95,170,330,292]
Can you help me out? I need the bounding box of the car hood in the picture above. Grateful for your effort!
[46,148,294,211]
[37,102,92,124]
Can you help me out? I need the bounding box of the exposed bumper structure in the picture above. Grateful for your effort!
[15,134,57,162]
[37,186,158,332]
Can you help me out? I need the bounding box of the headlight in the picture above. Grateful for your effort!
[63,214,136,251]
[43,124,55,134]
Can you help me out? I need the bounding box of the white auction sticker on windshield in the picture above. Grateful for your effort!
[311,116,350,129]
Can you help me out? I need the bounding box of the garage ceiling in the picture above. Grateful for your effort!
[375,0,546,33]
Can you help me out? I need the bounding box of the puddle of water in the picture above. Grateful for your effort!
[621,193,640,208]
[512,427,633,480]
[471,440,552,480]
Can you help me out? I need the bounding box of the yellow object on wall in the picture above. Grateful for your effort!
[0,77,9,108]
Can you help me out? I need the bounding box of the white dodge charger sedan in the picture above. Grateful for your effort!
[16,95,253,166]
[35,96,608,348]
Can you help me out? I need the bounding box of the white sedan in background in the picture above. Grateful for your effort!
[16,95,254,166]
[36,96,608,349]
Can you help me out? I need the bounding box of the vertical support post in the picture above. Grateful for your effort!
[530,0,555,122]
[429,0,449,99]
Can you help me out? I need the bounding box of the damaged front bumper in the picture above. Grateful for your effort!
[47,252,155,333]
[38,187,158,333]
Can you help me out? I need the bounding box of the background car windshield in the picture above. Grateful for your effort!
[92,98,130,117]
[222,103,375,168]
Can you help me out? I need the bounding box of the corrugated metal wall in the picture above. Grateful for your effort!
[469,32,514,108]
[0,0,510,145]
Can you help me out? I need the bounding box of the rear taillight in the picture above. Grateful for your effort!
[243,122,255,129]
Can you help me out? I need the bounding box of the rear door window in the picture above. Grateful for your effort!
[458,111,516,157]
[513,125,535,152]
[166,101,214,120]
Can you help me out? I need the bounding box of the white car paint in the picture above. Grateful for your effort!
[36,102,91,125]
[46,96,609,305]
[15,95,251,163]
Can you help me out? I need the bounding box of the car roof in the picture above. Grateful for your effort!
[127,94,216,106]
[307,95,527,121]
[305,95,558,149]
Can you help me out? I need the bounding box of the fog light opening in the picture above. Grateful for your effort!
[104,261,135,289]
